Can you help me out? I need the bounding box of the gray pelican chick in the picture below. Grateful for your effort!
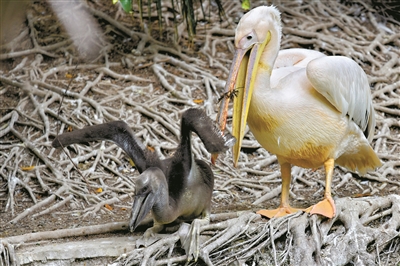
[52,108,235,262]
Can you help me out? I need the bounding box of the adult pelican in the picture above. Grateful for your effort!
[216,5,381,218]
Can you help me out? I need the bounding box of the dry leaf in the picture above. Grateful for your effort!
[78,163,90,170]
[193,99,204,104]
[21,165,35,171]
[353,193,371,198]
[146,146,155,152]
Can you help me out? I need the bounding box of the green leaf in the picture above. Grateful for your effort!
[119,0,132,13]
[241,0,250,10]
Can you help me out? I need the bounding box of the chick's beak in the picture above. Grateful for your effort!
[129,192,155,232]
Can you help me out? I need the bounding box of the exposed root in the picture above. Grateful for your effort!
[0,0,399,265]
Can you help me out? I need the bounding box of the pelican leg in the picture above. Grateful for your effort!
[136,222,164,247]
[143,222,164,238]
[306,158,336,218]
[179,211,210,262]
[257,163,304,218]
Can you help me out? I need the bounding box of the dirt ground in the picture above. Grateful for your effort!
[1,0,400,265]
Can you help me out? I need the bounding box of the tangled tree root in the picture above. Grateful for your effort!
[111,195,400,265]
[0,0,399,265]
[1,196,399,265]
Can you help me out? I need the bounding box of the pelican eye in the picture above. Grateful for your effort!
[135,185,149,196]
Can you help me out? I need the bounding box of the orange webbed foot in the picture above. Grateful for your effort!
[257,206,305,218]
[306,197,336,218]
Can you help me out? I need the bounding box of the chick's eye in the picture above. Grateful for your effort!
[135,183,150,196]
[247,35,252,40]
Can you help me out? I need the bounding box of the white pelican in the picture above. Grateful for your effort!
[216,6,381,218]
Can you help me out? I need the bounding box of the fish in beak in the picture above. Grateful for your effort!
[214,30,271,166]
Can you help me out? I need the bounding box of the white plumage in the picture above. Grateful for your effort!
[217,5,381,218]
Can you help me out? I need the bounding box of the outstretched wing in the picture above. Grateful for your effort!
[306,56,375,141]
[52,121,151,173]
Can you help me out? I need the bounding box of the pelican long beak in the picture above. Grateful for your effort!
[129,192,156,232]
[216,31,271,166]
[211,49,248,165]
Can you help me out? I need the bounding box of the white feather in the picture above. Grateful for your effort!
[306,56,375,141]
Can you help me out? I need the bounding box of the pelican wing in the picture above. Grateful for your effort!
[306,56,375,141]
